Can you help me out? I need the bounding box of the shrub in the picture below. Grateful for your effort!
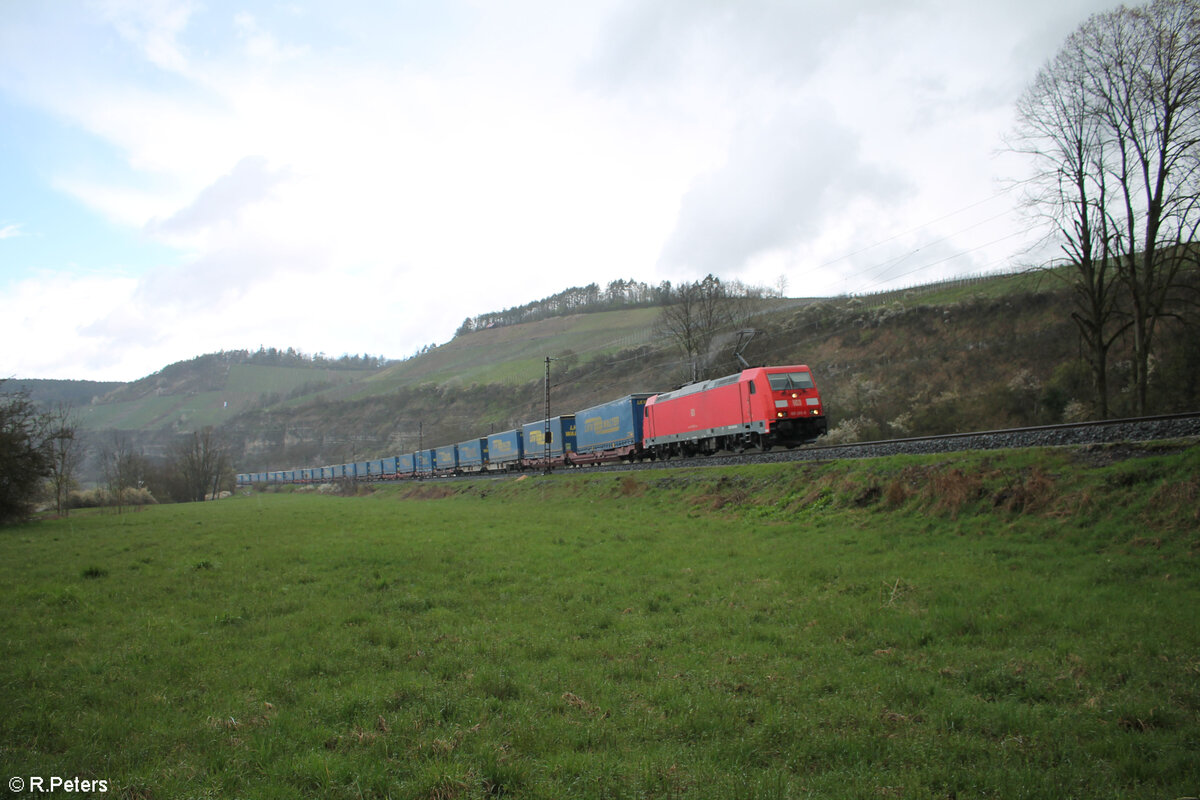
[69,488,110,509]
[822,416,869,445]
[1062,400,1093,423]
[68,487,156,509]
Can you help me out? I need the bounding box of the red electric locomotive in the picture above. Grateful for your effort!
[643,365,826,457]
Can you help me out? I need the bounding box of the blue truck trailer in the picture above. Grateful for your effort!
[573,394,653,463]
[487,429,523,469]
[522,415,577,466]
[457,437,489,471]
[397,453,416,478]
[435,444,459,475]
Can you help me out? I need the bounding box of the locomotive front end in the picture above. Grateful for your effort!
[762,366,827,445]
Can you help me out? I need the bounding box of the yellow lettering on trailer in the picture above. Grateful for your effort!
[583,416,621,435]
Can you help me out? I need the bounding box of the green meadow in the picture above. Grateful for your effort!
[2,444,1198,799]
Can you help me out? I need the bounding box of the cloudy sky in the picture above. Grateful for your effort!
[2,0,1116,381]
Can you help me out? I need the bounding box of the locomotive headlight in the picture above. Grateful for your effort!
[777,411,785,418]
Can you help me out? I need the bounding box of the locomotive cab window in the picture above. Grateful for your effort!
[748,381,756,394]
[768,371,815,391]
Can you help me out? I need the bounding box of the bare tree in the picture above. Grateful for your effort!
[1015,0,1200,414]
[174,427,230,502]
[101,435,145,514]
[656,274,731,382]
[1013,26,1127,417]
[1088,0,1200,412]
[44,403,83,517]
[656,274,771,381]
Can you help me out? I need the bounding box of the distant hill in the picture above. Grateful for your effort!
[75,349,385,433]
[3,378,124,408]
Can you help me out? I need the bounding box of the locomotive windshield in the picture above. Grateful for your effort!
[767,371,814,391]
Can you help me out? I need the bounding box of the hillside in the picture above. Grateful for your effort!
[74,350,383,433]
[368,306,662,390]
[47,266,1200,479]
[53,310,665,437]
[4,378,124,408]
[225,268,1198,473]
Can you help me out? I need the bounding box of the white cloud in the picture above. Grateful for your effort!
[94,0,197,74]
[0,223,23,240]
[233,11,308,64]
[658,102,912,279]
[1,0,1120,379]
[0,272,141,380]
[148,155,291,244]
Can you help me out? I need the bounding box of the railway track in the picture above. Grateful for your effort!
[311,412,1200,486]
[577,411,1200,475]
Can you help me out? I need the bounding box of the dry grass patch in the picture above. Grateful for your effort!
[401,484,461,500]
[926,468,984,519]
[616,475,643,496]
[884,479,910,508]
[1145,476,1200,531]
[992,467,1057,514]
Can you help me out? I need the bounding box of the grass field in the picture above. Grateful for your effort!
[2,443,1198,799]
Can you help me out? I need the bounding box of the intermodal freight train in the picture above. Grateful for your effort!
[236,364,826,485]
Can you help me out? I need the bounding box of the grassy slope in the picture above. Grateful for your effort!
[3,442,1197,798]
[858,267,1067,307]
[362,308,663,393]
[77,364,375,431]
[4,379,125,408]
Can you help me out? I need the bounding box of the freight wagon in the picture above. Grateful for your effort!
[435,444,459,476]
[457,438,489,472]
[486,429,523,470]
[522,415,576,468]
[573,394,653,465]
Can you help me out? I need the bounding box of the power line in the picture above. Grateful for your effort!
[815,188,1021,270]
[786,182,1034,291]
[855,224,1040,294]
[854,206,1023,286]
